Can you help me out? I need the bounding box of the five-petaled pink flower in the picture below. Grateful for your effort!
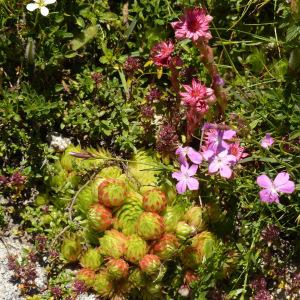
[171,8,213,42]
[180,79,215,114]
[150,41,174,67]
[261,133,274,149]
[208,150,237,178]
[257,172,295,203]
[176,146,202,166]
[172,164,199,194]
[204,127,236,152]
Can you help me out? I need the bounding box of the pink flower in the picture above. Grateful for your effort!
[180,79,216,114]
[257,172,295,203]
[229,142,248,161]
[208,150,236,178]
[204,127,236,153]
[150,41,174,67]
[171,8,213,42]
[261,133,274,149]
[172,164,199,194]
[176,146,202,166]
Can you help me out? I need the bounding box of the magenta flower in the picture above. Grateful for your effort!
[180,79,215,114]
[176,146,202,166]
[150,41,174,67]
[204,127,236,152]
[172,164,199,194]
[171,8,213,42]
[208,150,236,178]
[257,172,295,203]
[261,133,274,149]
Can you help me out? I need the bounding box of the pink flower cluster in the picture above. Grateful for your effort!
[172,124,247,194]
[180,79,215,114]
[150,41,183,68]
[201,123,247,178]
[180,79,216,137]
[171,8,213,42]
[150,41,174,67]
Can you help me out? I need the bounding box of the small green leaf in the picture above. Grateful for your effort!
[70,25,98,51]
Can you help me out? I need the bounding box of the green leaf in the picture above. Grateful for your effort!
[286,25,300,42]
[70,25,98,51]
[290,130,300,140]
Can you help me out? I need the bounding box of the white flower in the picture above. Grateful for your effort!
[26,0,56,17]
[50,135,71,152]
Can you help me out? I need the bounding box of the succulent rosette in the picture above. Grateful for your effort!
[180,231,216,268]
[99,229,128,258]
[163,205,185,232]
[139,254,161,276]
[88,204,113,232]
[128,268,147,289]
[114,191,144,235]
[136,212,165,240]
[183,206,206,232]
[61,234,82,263]
[142,188,167,213]
[79,248,103,270]
[98,178,127,207]
[175,221,196,240]
[76,268,96,288]
[93,271,114,298]
[106,258,129,280]
[152,233,179,260]
[125,234,148,264]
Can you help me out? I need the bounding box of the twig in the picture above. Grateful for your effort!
[50,225,70,247]
[67,171,97,221]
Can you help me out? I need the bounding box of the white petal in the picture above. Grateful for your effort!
[40,6,49,16]
[26,3,39,11]
[44,0,56,4]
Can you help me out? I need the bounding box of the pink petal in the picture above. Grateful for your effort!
[172,171,184,181]
[202,149,215,161]
[187,148,202,164]
[219,165,232,178]
[261,133,274,149]
[223,130,236,140]
[259,189,279,203]
[175,147,184,156]
[256,175,273,189]
[187,164,198,176]
[273,172,290,187]
[223,154,237,164]
[208,161,219,174]
[276,181,295,194]
[186,177,199,191]
[176,181,187,194]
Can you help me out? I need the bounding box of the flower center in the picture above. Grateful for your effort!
[187,17,201,33]
[37,0,46,7]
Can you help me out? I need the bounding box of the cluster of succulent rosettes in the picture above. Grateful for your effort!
[56,150,219,298]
